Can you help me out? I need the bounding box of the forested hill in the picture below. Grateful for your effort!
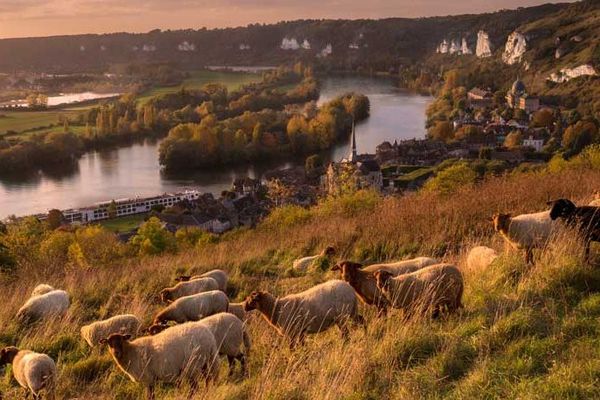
[0,2,569,73]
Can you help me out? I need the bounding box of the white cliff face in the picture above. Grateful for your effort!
[548,64,597,83]
[301,39,311,50]
[178,41,195,52]
[319,43,332,58]
[436,39,449,54]
[142,44,156,52]
[449,39,461,54]
[239,44,251,50]
[461,38,472,55]
[502,31,527,65]
[280,37,300,50]
[476,31,493,58]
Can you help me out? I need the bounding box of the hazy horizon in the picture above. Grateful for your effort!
[0,0,576,40]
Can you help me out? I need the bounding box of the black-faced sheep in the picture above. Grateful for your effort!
[100,323,219,400]
[243,280,364,348]
[80,314,142,348]
[375,263,463,318]
[159,277,219,303]
[492,211,555,264]
[16,290,70,323]
[332,257,438,316]
[292,246,336,272]
[548,198,600,261]
[153,290,229,325]
[0,347,56,400]
[175,269,228,292]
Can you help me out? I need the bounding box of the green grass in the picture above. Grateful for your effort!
[0,110,78,136]
[137,70,262,105]
[98,214,147,233]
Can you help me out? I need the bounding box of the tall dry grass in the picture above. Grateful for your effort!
[1,167,600,399]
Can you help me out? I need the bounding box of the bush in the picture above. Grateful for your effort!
[423,163,478,195]
[130,217,176,256]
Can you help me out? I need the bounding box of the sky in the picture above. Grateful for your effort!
[0,0,575,39]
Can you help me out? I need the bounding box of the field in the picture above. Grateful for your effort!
[1,159,600,399]
[136,70,262,105]
[99,214,147,233]
[0,110,77,136]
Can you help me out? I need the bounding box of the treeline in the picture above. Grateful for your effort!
[158,92,370,171]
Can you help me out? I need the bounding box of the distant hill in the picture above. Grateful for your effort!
[0,2,570,73]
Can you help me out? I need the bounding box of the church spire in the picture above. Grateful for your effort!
[348,119,357,162]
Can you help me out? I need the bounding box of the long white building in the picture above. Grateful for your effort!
[60,190,202,223]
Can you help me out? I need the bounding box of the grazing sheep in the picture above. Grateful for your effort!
[548,198,600,261]
[149,313,250,376]
[492,211,555,264]
[153,290,229,325]
[466,246,498,271]
[175,269,228,292]
[332,257,438,316]
[243,280,364,348]
[100,323,219,400]
[375,263,463,318]
[160,277,219,303]
[80,315,142,348]
[0,347,56,400]
[16,290,69,323]
[292,246,336,272]
[31,284,55,297]
[227,302,250,321]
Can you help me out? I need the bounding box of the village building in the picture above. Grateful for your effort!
[467,88,493,109]
[506,78,540,113]
[322,123,383,195]
[522,134,545,152]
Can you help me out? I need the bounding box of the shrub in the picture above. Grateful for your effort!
[423,163,478,195]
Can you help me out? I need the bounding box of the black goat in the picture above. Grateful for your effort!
[547,199,600,261]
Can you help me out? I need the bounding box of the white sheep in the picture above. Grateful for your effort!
[331,257,438,316]
[149,312,250,376]
[492,211,556,264]
[17,290,70,323]
[243,280,364,348]
[375,263,464,317]
[292,246,336,272]
[100,323,219,400]
[0,347,56,400]
[154,290,229,324]
[31,284,55,297]
[80,314,142,348]
[466,246,498,271]
[175,269,229,292]
[159,277,219,303]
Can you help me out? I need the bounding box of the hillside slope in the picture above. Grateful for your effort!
[1,151,600,398]
[0,3,568,73]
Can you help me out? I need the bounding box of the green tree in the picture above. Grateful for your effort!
[424,163,478,195]
[46,209,65,230]
[107,201,118,219]
[130,217,176,256]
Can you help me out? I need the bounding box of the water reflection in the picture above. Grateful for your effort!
[0,76,431,218]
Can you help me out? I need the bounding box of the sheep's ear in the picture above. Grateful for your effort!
[99,338,108,345]
[546,199,558,206]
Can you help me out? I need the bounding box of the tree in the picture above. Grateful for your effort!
[531,109,554,128]
[504,131,523,149]
[107,200,118,219]
[266,179,295,207]
[130,217,176,255]
[428,121,454,142]
[305,154,323,176]
[46,209,65,230]
[563,120,599,153]
[479,146,493,160]
[424,163,477,195]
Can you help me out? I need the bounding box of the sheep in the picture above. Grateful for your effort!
[331,257,438,316]
[227,302,250,321]
[31,284,55,297]
[149,313,250,377]
[153,290,229,325]
[590,199,600,207]
[80,314,142,348]
[547,198,600,261]
[492,211,555,264]
[175,269,228,292]
[292,246,336,272]
[243,280,364,348]
[0,347,56,400]
[374,263,463,318]
[100,323,219,400]
[160,277,219,303]
[16,290,69,323]
[466,246,498,271]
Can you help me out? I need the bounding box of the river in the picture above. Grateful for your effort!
[0,76,431,218]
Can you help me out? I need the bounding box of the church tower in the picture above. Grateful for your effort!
[348,120,357,163]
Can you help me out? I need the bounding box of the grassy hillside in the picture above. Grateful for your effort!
[1,152,600,398]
